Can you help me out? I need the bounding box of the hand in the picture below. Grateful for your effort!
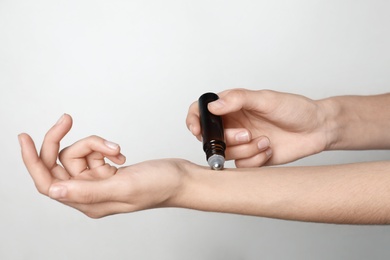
[186,89,329,167]
[19,114,189,218]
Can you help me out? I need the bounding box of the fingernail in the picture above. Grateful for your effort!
[208,100,225,110]
[189,124,193,134]
[49,185,67,199]
[104,140,119,150]
[235,131,250,142]
[257,138,270,150]
[265,148,273,157]
[55,114,65,125]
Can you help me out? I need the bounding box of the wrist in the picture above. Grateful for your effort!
[316,97,342,151]
[163,160,208,209]
[169,162,225,212]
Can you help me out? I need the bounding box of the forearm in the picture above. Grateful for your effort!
[320,93,390,150]
[175,161,390,224]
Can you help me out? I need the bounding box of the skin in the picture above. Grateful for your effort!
[186,89,390,167]
[19,89,390,224]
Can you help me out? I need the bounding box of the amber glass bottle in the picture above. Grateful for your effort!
[198,92,226,170]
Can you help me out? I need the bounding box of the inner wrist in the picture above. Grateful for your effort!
[165,160,207,209]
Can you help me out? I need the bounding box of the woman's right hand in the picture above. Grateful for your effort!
[186,88,332,167]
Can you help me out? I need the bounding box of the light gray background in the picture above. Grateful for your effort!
[1,0,389,259]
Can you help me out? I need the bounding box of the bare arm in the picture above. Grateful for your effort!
[186,90,390,167]
[179,160,390,224]
[322,93,390,150]
[20,114,390,224]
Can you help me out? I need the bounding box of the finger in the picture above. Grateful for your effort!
[85,152,126,170]
[18,133,55,195]
[208,88,267,115]
[40,114,73,170]
[224,128,251,146]
[85,151,105,169]
[234,148,273,168]
[225,136,270,160]
[77,164,119,181]
[48,178,124,204]
[90,153,126,168]
[186,101,202,139]
[59,136,125,176]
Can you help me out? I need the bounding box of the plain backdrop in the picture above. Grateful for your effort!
[1,0,389,259]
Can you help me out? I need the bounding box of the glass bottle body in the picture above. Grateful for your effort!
[198,92,226,170]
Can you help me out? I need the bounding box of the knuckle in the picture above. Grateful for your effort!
[258,89,279,104]
[235,152,267,168]
[185,114,194,126]
[36,184,49,196]
[83,135,103,150]
[234,159,245,168]
[93,164,117,179]
[253,153,269,167]
[224,88,250,104]
[227,88,246,98]
[186,102,199,120]
[188,100,198,111]
[87,135,101,143]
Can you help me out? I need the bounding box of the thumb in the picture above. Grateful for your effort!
[49,179,119,204]
[208,88,263,115]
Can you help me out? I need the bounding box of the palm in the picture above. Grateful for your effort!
[102,159,188,211]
